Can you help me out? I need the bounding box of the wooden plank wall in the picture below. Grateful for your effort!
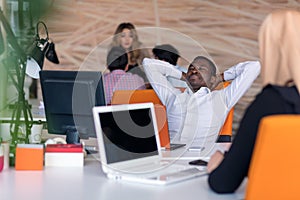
[40,0,300,135]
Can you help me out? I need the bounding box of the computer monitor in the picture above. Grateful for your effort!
[40,70,106,144]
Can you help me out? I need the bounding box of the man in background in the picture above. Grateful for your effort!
[152,44,187,89]
[103,46,146,104]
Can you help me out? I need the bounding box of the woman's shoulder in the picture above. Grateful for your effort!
[259,84,300,107]
[262,84,299,96]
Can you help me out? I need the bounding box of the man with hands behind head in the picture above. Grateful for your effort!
[143,55,260,155]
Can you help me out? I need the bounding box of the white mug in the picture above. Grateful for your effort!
[29,124,43,144]
[0,145,4,172]
[1,142,9,170]
[0,123,12,142]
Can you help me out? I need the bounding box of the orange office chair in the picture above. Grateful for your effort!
[111,89,171,149]
[245,115,300,200]
[216,108,234,142]
[216,81,233,143]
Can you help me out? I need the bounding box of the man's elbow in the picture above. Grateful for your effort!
[248,60,261,78]
[253,60,261,76]
[142,57,155,66]
[142,58,152,73]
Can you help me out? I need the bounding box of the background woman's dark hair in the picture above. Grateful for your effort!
[110,22,146,65]
[113,23,136,35]
[110,22,141,51]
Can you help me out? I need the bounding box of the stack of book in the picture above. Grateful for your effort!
[45,144,84,167]
[15,144,44,170]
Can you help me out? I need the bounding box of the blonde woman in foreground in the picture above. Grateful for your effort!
[207,9,300,193]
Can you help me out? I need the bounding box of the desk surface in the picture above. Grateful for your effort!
[0,156,246,200]
[1,100,246,200]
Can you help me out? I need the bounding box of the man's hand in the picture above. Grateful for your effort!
[211,73,224,90]
[181,72,196,92]
[180,72,187,81]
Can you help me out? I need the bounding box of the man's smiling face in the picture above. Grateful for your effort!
[186,58,215,91]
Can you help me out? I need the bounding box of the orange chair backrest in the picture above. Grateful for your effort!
[245,115,300,200]
[217,81,233,142]
[217,107,234,142]
[111,89,170,149]
[111,89,162,105]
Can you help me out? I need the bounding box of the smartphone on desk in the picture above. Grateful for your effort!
[85,145,98,154]
[188,159,208,166]
[188,146,205,152]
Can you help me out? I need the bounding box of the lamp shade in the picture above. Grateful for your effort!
[45,42,59,64]
[25,39,48,79]
[26,56,42,79]
[25,21,59,79]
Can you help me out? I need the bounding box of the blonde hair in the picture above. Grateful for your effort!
[259,9,300,93]
[110,22,145,65]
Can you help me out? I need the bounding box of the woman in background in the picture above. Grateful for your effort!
[207,9,300,193]
[109,22,150,87]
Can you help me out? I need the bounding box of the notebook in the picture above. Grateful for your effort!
[111,89,186,150]
[92,103,206,185]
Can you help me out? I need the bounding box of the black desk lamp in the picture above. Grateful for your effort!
[0,8,58,165]
[26,21,59,79]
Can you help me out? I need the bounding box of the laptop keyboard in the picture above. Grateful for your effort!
[148,167,206,181]
[124,162,204,180]
[123,161,174,174]
[113,163,207,185]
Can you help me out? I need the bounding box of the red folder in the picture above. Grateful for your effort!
[45,144,83,153]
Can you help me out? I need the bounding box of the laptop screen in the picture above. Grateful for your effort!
[99,107,159,164]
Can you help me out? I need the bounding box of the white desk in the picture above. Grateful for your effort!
[0,155,246,200]
[1,101,246,200]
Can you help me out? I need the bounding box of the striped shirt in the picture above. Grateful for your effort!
[104,70,146,104]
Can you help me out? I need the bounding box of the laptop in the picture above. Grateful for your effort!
[111,89,186,150]
[92,103,206,185]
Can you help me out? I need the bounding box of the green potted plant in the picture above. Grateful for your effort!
[0,1,56,166]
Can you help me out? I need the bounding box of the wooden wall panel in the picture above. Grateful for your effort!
[39,0,300,134]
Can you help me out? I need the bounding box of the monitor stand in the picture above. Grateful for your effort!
[65,127,98,154]
[65,127,80,144]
